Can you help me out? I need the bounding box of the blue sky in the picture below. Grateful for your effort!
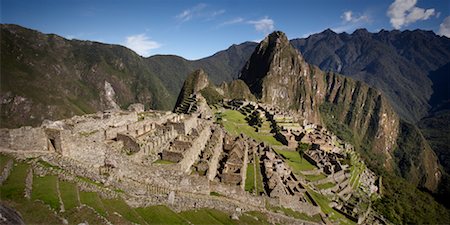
[2,0,449,59]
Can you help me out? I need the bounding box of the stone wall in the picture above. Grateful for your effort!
[0,127,48,152]
[178,122,212,173]
[117,133,140,154]
[206,127,224,181]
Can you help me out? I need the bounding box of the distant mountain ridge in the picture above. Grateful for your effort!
[0,24,256,128]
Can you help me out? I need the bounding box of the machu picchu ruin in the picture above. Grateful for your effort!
[0,97,386,224]
[2,23,449,225]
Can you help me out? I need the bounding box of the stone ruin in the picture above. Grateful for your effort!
[0,100,382,224]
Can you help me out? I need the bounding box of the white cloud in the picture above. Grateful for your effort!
[210,9,226,18]
[332,11,371,33]
[342,11,353,22]
[387,0,436,29]
[220,17,244,26]
[438,16,450,38]
[341,10,370,23]
[176,3,207,22]
[176,4,224,22]
[124,34,161,57]
[248,16,275,34]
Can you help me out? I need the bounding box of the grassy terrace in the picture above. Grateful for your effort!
[103,198,147,224]
[274,148,317,172]
[80,191,108,217]
[0,154,11,172]
[154,159,176,164]
[32,175,60,210]
[307,188,356,225]
[220,110,283,146]
[316,182,336,190]
[268,205,322,223]
[0,157,269,224]
[59,181,79,211]
[0,162,29,201]
[136,205,187,224]
[245,158,264,195]
[349,152,366,189]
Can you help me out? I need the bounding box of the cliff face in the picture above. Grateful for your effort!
[240,31,440,191]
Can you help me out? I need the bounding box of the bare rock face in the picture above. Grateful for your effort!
[0,204,25,225]
[240,31,441,191]
[102,81,120,110]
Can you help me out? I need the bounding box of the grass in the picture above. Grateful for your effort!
[316,182,336,190]
[0,154,11,172]
[254,157,264,195]
[210,191,223,197]
[268,205,322,223]
[245,163,255,192]
[102,198,147,224]
[304,173,327,182]
[154,159,176,164]
[32,175,60,210]
[244,211,270,224]
[307,189,355,225]
[136,205,187,224]
[274,149,317,172]
[0,162,29,201]
[4,200,62,224]
[80,191,107,217]
[179,208,223,224]
[37,160,62,170]
[221,110,283,146]
[59,180,79,210]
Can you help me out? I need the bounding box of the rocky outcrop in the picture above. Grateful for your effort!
[240,31,440,191]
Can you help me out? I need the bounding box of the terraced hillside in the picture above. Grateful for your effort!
[0,154,269,225]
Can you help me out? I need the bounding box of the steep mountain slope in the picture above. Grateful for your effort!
[146,42,257,103]
[291,29,450,122]
[240,31,440,192]
[0,24,256,128]
[1,24,172,128]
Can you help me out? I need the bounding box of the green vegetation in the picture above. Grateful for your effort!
[154,159,176,164]
[274,149,316,172]
[316,182,336,190]
[59,181,79,211]
[200,85,223,105]
[374,175,450,225]
[37,160,62,170]
[268,205,322,223]
[0,154,11,171]
[307,189,355,225]
[180,209,222,224]
[79,191,107,217]
[79,130,98,137]
[0,162,29,200]
[32,175,60,210]
[221,110,283,146]
[209,191,222,197]
[136,205,187,224]
[245,163,255,192]
[103,198,147,224]
[304,173,327,182]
